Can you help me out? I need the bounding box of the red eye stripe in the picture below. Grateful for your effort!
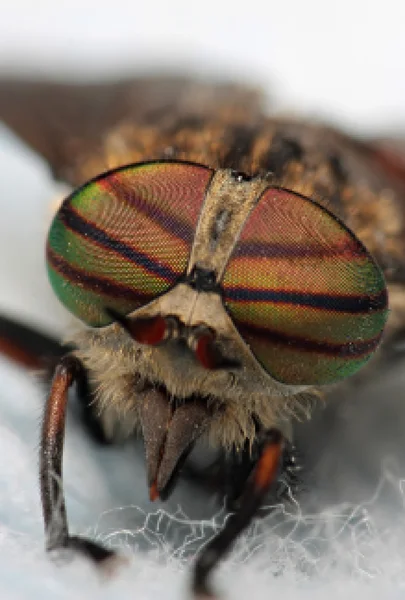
[222,186,388,385]
[98,172,197,245]
[230,237,361,260]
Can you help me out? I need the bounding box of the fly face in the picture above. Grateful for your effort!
[45,158,388,498]
[0,77,401,598]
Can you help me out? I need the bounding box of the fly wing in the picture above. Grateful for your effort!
[0,76,263,185]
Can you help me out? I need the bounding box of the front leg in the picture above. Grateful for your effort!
[224,437,302,512]
[40,354,115,563]
[192,429,284,598]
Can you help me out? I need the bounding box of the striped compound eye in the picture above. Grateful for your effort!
[222,187,388,386]
[47,162,214,326]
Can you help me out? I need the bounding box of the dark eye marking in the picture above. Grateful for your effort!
[240,321,384,359]
[230,240,358,259]
[225,286,388,313]
[263,134,303,177]
[59,204,177,282]
[100,175,195,244]
[47,246,150,303]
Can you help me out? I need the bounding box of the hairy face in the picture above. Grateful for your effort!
[57,165,387,459]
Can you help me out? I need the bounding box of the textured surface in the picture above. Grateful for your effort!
[47,162,213,325]
[223,187,388,384]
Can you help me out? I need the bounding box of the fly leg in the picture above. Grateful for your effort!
[40,354,116,565]
[179,439,302,510]
[0,314,66,370]
[192,428,284,599]
[223,437,302,512]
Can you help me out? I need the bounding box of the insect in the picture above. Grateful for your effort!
[0,75,404,598]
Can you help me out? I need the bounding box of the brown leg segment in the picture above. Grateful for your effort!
[40,354,115,562]
[0,314,66,370]
[192,429,284,599]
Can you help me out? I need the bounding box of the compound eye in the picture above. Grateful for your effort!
[47,161,213,326]
[222,187,388,385]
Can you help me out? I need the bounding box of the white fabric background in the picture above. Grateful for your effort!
[0,2,405,598]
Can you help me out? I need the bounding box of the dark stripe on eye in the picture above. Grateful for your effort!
[59,204,178,282]
[239,321,383,358]
[101,175,195,244]
[231,241,359,259]
[225,287,387,313]
[47,246,152,304]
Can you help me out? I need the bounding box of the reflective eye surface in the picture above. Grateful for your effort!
[222,187,388,385]
[47,161,213,326]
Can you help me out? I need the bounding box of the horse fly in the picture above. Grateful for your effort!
[1,76,405,598]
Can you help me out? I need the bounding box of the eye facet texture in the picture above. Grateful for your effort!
[47,162,213,326]
[222,187,388,385]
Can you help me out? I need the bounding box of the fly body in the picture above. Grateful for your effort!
[0,76,404,598]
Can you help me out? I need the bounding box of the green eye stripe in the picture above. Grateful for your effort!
[49,214,184,288]
[223,186,388,385]
[47,265,142,326]
[47,161,213,326]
